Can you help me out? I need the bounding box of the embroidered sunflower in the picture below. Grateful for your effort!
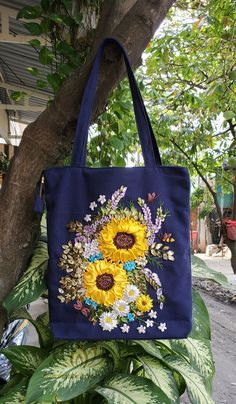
[135,294,153,312]
[98,217,148,263]
[83,260,128,306]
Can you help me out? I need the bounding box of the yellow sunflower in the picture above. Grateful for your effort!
[135,294,153,312]
[83,260,128,306]
[98,217,148,263]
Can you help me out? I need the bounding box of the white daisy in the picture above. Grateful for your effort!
[124,285,140,303]
[99,312,118,332]
[145,319,154,328]
[84,214,91,222]
[113,300,130,316]
[98,195,106,204]
[120,324,130,333]
[158,322,167,332]
[148,310,157,319]
[89,201,97,211]
[137,325,146,334]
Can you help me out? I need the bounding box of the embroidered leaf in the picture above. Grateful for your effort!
[95,374,171,403]
[0,377,28,404]
[0,346,47,375]
[25,345,113,402]
[191,255,228,287]
[165,355,214,404]
[190,288,211,340]
[137,355,180,403]
[3,241,48,314]
[170,338,215,390]
[127,269,147,293]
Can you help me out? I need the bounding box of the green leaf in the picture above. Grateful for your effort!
[0,377,28,404]
[98,341,120,370]
[41,0,50,12]
[39,47,55,65]
[10,309,53,349]
[137,355,180,403]
[29,38,41,48]
[229,70,236,80]
[170,338,215,389]
[115,156,126,166]
[96,374,171,403]
[17,6,42,19]
[10,91,26,101]
[0,346,47,376]
[3,241,48,314]
[223,111,235,120]
[26,67,39,76]
[23,22,43,36]
[191,255,229,286]
[36,79,48,89]
[190,288,211,340]
[47,73,64,92]
[134,340,163,360]
[165,355,214,404]
[110,137,124,150]
[25,345,112,402]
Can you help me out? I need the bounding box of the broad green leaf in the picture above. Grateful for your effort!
[229,70,236,80]
[137,355,180,403]
[223,110,235,120]
[10,91,26,101]
[190,288,211,340]
[98,341,120,370]
[39,47,55,65]
[0,346,47,376]
[25,345,112,402]
[29,38,41,48]
[110,136,124,150]
[3,241,48,314]
[134,340,163,360]
[10,309,53,349]
[27,67,39,76]
[96,374,171,404]
[170,338,215,388]
[36,79,48,89]
[165,355,214,404]
[191,255,228,287]
[0,377,28,404]
[23,22,43,35]
[17,6,42,19]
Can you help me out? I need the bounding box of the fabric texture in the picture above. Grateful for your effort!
[41,38,192,340]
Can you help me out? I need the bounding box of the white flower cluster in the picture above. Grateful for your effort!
[82,240,100,259]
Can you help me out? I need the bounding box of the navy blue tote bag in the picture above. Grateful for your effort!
[41,38,192,340]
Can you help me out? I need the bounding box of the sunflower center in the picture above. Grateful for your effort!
[96,273,114,291]
[113,232,135,249]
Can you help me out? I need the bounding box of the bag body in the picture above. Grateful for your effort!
[42,38,192,340]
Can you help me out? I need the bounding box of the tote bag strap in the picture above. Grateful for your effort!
[72,37,162,167]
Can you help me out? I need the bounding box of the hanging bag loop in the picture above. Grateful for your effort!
[71,37,162,167]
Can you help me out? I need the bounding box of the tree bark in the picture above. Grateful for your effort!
[0,0,175,337]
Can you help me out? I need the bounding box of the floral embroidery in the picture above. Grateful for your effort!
[58,186,175,334]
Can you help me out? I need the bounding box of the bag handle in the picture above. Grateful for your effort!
[71,37,162,167]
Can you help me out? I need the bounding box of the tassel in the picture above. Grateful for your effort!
[34,175,45,214]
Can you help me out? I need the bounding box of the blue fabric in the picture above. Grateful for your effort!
[41,38,192,340]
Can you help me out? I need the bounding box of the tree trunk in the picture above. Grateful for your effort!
[0,0,175,337]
